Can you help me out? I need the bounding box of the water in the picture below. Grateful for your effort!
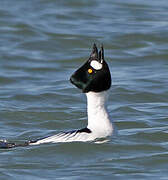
[0,0,168,179]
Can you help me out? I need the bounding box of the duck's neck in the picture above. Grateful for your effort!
[86,90,113,137]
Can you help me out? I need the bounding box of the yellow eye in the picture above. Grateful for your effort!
[88,68,93,74]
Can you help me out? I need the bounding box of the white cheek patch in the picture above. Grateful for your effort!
[90,60,103,70]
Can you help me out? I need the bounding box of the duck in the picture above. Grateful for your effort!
[0,44,114,148]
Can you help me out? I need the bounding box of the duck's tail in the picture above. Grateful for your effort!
[0,139,37,149]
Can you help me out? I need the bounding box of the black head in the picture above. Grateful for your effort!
[70,44,111,93]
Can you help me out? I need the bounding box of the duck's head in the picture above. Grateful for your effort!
[70,44,111,93]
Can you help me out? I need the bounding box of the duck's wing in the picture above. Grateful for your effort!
[30,127,92,145]
[0,128,92,149]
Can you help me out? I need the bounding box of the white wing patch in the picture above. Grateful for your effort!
[30,131,94,145]
[90,60,103,70]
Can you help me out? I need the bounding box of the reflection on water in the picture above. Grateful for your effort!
[0,0,168,179]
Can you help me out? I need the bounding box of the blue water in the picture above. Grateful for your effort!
[0,0,168,179]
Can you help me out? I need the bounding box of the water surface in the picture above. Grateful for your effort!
[0,0,168,179]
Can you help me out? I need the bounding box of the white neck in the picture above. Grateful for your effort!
[86,90,113,137]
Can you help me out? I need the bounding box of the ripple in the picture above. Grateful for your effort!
[0,76,16,85]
